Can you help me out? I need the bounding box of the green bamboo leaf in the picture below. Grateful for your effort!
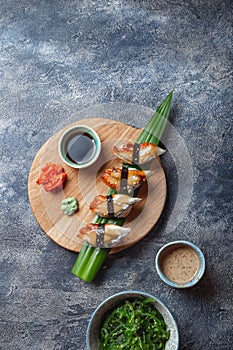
[72,91,173,282]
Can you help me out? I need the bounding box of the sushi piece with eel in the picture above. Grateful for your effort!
[90,194,142,218]
[101,166,151,193]
[112,142,166,165]
[78,223,131,248]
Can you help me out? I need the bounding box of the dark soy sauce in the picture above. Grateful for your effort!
[65,132,96,164]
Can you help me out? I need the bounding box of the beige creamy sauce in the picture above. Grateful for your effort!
[160,246,199,284]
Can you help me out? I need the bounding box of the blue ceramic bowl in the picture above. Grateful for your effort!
[58,125,101,169]
[155,240,205,289]
[86,290,179,350]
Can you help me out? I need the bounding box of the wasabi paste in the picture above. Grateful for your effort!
[61,197,78,216]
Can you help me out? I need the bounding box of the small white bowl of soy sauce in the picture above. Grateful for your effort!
[58,125,101,169]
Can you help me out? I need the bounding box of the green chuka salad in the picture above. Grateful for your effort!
[99,298,170,350]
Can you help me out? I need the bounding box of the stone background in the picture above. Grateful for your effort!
[0,1,232,349]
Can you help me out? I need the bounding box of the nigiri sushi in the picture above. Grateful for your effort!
[101,166,151,193]
[78,223,131,248]
[90,194,142,218]
[112,142,166,165]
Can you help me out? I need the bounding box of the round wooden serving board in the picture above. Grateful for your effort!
[28,118,166,254]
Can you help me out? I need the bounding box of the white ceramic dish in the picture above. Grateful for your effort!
[58,125,101,169]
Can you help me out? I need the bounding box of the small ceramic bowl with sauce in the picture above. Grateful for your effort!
[58,125,101,169]
[155,240,205,289]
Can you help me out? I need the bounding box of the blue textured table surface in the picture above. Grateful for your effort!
[1,1,232,349]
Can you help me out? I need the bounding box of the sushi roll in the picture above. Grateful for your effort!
[90,194,142,218]
[112,142,166,165]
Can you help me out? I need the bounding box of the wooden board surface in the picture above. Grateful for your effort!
[28,118,166,254]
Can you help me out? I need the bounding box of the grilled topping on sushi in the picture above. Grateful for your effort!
[101,166,151,193]
[78,223,131,248]
[112,142,166,165]
[90,194,142,218]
